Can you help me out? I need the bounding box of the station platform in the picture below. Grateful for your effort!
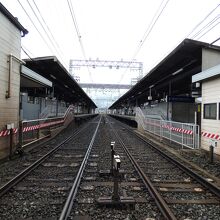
[108,114,137,128]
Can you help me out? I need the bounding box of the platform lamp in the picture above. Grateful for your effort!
[148,85,154,101]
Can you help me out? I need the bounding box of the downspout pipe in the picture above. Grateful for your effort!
[6,54,25,99]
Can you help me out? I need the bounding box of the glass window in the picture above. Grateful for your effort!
[204,103,217,119]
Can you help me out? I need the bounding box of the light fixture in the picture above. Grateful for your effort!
[148,96,152,100]
[196,82,200,88]
[50,74,56,79]
[171,68,183,76]
[148,85,153,100]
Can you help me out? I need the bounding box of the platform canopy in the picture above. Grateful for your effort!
[21,65,52,88]
[24,56,97,108]
[109,39,220,109]
[192,64,220,83]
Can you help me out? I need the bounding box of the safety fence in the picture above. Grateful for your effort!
[0,105,74,147]
[136,107,199,149]
[40,105,67,118]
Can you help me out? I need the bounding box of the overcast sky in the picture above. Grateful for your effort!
[1,0,220,85]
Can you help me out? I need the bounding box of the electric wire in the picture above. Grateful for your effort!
[32,0,67,59]
[190,14,220,39]
[185,4,220,39]
[66,0,80,39]
[67,0,93,81]
[21,46,34,61]
[166,3,220,62]
[66,0,93,82]
[133,0,170,59]
[211,36,220,45]
[118,0,170,84]
[143,3,220,81]
[21,44,35,58]
[17,0,55,55]
[25,0,67,66]
[197,20,220,40]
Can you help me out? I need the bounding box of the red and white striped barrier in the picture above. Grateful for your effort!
[144,120,193,135]
[0,128,18,137]
[169,126,193,135]
[0,120,64,137]
[201,131,220,140]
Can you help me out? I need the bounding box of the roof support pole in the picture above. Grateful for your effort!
[167,80,172,120]
[135,98,138,107]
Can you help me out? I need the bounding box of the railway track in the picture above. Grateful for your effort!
[65,115,163,220]
[0,120,80,188]
[0,116,101,219]
[1,115,220,219]
[109,116,220,219]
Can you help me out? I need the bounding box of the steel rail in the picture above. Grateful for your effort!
[0,119,95,198]
[110,116,220,199]
[132,130,220,197]
[59,116,102,220]
[107,117,177,220]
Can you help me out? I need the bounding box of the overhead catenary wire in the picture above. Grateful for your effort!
[25,0,67,66]
[118,0,170,84]
[66,0,93,82]
[17,0,56,56]
[185,4,220,39]
[211,36,220,45]
[141,3,220,81]
[166,3,220,62]
[31,0,67,59]
[190,14,220,39]
[133,0,170,59]
[196,20,220,41]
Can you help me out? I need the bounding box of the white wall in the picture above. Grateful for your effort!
[201,77,220,154]
[0,12,21,159]
[202,48,220,71]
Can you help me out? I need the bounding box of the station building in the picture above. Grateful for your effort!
[109,39,220,123]
[0,3,28,159]
[192,64,220,154]
[22,56,97,120]
[0,3,97,160]
[20,65,53,120]
[109,39,220,154]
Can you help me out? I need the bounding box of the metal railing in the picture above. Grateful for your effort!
[141,107,166,120]
[135,107,199,149]
[20,105,74,147]
[40,105,67,118]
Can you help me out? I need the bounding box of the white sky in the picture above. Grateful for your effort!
[1,0,220,86]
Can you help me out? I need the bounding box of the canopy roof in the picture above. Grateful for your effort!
[24,56,97,108]
[109,39,220,109]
